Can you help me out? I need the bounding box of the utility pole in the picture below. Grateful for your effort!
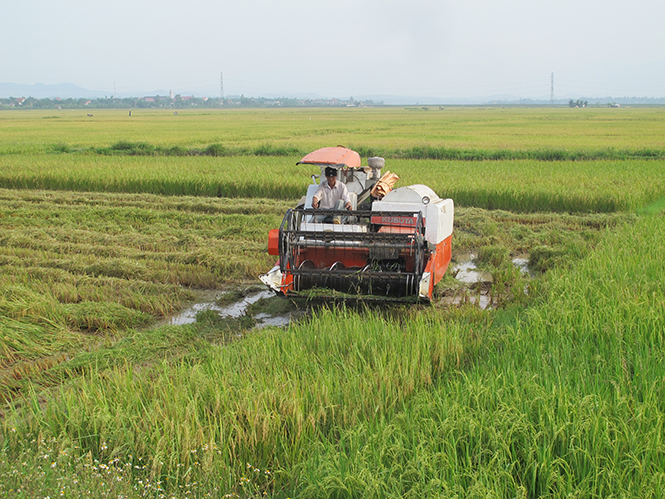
[550,73,554,104]
[220,72,224,105]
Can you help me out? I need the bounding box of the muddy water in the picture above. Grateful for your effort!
[445,253,492,309]
[168,289,296,328]
[512,254,536,277]
[451,253,494,284]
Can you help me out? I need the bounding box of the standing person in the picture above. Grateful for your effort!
[312,167,352,223]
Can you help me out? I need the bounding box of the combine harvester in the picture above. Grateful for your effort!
[260,147,454,301]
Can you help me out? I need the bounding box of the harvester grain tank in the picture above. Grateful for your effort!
[259,147,454,301]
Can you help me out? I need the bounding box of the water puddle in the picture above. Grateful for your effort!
[445,252,533,310]
[254,313,291,329]
[511,255,527,273]
[451,253,494,284]
[447,253,493,309]
[168,289,300,329]
[440,287,492,309]
[512,254,536,278]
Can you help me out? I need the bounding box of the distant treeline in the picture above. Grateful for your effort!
[0,95,377,109]
[3,95,664,109]
[53,140,665,161]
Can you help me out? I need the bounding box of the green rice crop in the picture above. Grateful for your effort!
[2,215,664,497]
[2,305,481,495]
[1,153,663,212]
[1,186,622,404]
[0,154,307,199]
[292,215,665,497]
[392,158,665,212]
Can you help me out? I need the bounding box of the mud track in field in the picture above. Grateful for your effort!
[164,251,536,330]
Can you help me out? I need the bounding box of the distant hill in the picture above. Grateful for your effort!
[0,82,109,99]
[0,82,171,99]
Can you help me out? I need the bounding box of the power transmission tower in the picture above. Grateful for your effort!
[550,73,554,104]
[220,72,224,105]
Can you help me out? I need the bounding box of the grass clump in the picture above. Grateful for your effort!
[529,244,569,272]
[99,140,157,155]
[390,145,665,161]
[194,309,255,341]
[62,141,665,162]
[251,143,301,156]
[88,141,303,159]
[50,142,72,154]
[247,295,298,316]
[214,289,245,306]
[477,244,510,267]
[63,301,153,333]
[203,142,226,156]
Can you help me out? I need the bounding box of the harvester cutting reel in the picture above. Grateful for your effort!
[261,209,437,300]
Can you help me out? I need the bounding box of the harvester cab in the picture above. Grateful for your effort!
[259,147,454,301]
[297,147,383,213]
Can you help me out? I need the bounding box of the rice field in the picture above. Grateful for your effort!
[1,107,664,498]
[1,107,665,153]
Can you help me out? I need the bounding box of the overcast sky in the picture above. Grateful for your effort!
[2,0,664,99]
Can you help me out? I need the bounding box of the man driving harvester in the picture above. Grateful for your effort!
[311,166,352,223]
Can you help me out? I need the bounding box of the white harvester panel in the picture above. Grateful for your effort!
[372,185,454,245]
[299,222,368,233]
